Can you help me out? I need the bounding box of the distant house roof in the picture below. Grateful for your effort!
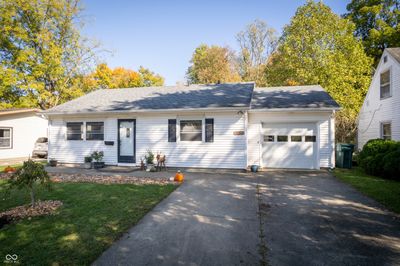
[44,83,340,115]
[0,108,40,116]
[386,48,400,64]
[44,83,255,114]
[251,85,340,110]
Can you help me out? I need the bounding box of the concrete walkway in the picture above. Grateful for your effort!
[94,170,400,266]
[94,172,262,266]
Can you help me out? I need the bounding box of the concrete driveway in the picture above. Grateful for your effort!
[258,171,400,266]
[94,172,262,265]
[94,170,400,266]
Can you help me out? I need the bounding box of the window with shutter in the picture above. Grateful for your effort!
[205,118,214,142]
[168,119,177,142]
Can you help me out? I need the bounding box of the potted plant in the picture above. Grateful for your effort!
[91,151,104,169]
[144,149,155,171]
[49,158,58,167]
[84,156,92,169]
[250,164,259,173]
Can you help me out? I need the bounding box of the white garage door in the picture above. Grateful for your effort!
[261,122,317,169]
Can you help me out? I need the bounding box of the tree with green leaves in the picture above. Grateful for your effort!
[345,0,400,65]
[186,44,241,84]
[236,19,277,86]
[266,1,373,142]
[9,160,51,207]
[0,0,99,110]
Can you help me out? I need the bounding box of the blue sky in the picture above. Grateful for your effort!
[81,0,349,85]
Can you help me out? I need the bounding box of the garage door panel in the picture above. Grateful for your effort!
[261,123,317,169]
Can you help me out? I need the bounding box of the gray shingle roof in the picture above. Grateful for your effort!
[45,83,340,115]
[45,83,255,114]
[386,48,400,64]
[251,85,340,110]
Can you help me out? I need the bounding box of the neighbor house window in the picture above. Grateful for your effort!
[305,136,316,142]
[66,122,83,140]
[86,122,104,140]
[381,122,391,140]
[380,70,391,99]
[0,127,12,149]
[277,135,288,142]
[180,120,202,141]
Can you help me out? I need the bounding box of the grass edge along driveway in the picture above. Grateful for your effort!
[0,181,177,265]
[334,167,400,214]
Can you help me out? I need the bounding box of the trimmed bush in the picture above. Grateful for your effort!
[359,139,400,180]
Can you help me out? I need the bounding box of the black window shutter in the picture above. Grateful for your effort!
[205,118,214,142]
[168,119,177,142]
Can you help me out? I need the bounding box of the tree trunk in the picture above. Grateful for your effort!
[30,188,35,208]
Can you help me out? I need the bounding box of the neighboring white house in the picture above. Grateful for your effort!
[0,108,48,161]
[43,82,339,170]
[358,48,400,149]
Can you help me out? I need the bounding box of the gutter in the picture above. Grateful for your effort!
[41,107,251,117]
[249,107,341,112]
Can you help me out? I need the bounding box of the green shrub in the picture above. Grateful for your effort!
[359,139,400,180]
[383,148,400,179]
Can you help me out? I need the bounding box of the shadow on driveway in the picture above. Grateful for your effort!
[94,172,262,266]
[257,170,400,266]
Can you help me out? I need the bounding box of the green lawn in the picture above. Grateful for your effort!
[334,167,400,214]
[0,181,176,265]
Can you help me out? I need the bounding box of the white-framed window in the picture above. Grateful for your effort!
[305,136,317,142]
[277,135,288,142]
[86,122,104,140]
[381,122,391,140]
[290,136,302,142]
[66,121,105,141]
[66,122,84,140]
[264,135,274,142]
[180,120,202,141]
[380,69,391,99]
[0,127,12,149]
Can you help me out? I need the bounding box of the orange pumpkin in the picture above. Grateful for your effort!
[4,166,16,173]
[174,171,184,182]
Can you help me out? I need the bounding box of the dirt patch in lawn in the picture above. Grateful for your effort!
[50,173,178,185]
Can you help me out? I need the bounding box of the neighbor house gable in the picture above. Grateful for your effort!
[358,48,400,148]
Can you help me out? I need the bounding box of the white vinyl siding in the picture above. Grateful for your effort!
[0,113,48,159]
[48,112,247,169]
[49,118,117,164]
[247,111,335,169]
[358,51,400,148]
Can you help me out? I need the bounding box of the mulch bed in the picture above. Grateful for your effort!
[0,200,63,227]
[0,172,178,185]
[50,173,178,185]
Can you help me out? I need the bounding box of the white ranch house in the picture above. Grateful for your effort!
[358,48,400,148]
[43,82,340,170]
